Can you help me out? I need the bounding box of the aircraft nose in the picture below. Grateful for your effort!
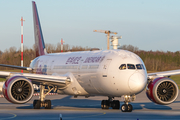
[128,72,147,93]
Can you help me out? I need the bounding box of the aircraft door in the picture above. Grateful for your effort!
[102,59,112,77]
[48,58,56,74]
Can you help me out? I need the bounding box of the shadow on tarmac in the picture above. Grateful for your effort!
[16,95,175,111]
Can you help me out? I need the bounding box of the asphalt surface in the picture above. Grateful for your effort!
[0,90,180,120]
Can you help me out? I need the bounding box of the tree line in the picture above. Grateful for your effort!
[0,43,91,70]
[0,44,180,71]
[120,45,180,71]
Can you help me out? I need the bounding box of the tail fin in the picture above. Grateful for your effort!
[32,1,47,57]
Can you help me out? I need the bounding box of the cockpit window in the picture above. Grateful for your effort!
[119,64,126,70]
[141,64,145,69]
[136,64,142,69]
[127,64,135,69]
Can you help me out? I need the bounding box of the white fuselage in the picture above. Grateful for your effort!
[30,49,147,97]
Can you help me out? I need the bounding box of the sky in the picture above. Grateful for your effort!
[0,0,180,52]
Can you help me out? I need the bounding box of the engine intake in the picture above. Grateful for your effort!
[3,76,34,104]
[146,77,179,105]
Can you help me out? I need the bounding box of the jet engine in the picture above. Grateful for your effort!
[3,76,34,104]
[146,77,179,105]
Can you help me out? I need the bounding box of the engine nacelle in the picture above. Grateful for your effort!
[146,77,179,105]
[3,76,34,104]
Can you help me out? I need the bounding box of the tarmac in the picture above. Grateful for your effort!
[0,90,180,120]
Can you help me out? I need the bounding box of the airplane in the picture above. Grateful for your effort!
[0,1,179,112]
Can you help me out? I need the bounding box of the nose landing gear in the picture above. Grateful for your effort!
[121,104,133,112]
[121,95,135,112]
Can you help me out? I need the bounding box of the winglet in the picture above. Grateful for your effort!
[32,1,47,57]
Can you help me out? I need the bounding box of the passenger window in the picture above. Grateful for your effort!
[136,64,142,69]
[127,64,135,69]
[119,64,126,70]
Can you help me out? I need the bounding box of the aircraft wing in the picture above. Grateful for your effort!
[0,64,33,71]
[0,71,71,87]
[148,69,180,79]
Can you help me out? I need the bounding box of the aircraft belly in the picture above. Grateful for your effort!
[77,72,102,95]
[57,72,89,96]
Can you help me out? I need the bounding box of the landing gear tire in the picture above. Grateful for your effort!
[33,85,54,109]
[33,100,38,107]
[33,100,41,109]
[101,100,109,109]
[121,104,128,112]
[112,100,120,109]
[45,100,51,109]
[121,104,133,112]
[33,99,51,109]
[127,104,133,112]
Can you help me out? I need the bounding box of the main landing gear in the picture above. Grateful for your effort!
[101,95,135,112]
[101,97,120,109]
[33,85,56,109]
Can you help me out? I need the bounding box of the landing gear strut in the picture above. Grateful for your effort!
[101,97,120,109]
[33,85,56,109]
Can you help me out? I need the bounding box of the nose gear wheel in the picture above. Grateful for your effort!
[121,104,128,112]
[121,104,133,112]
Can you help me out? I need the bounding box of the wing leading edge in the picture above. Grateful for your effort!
[0,71,71,87]
[0,64,33,71]
[148,69,180,79]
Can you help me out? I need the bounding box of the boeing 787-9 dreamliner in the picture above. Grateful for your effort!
[0,1,179,112]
